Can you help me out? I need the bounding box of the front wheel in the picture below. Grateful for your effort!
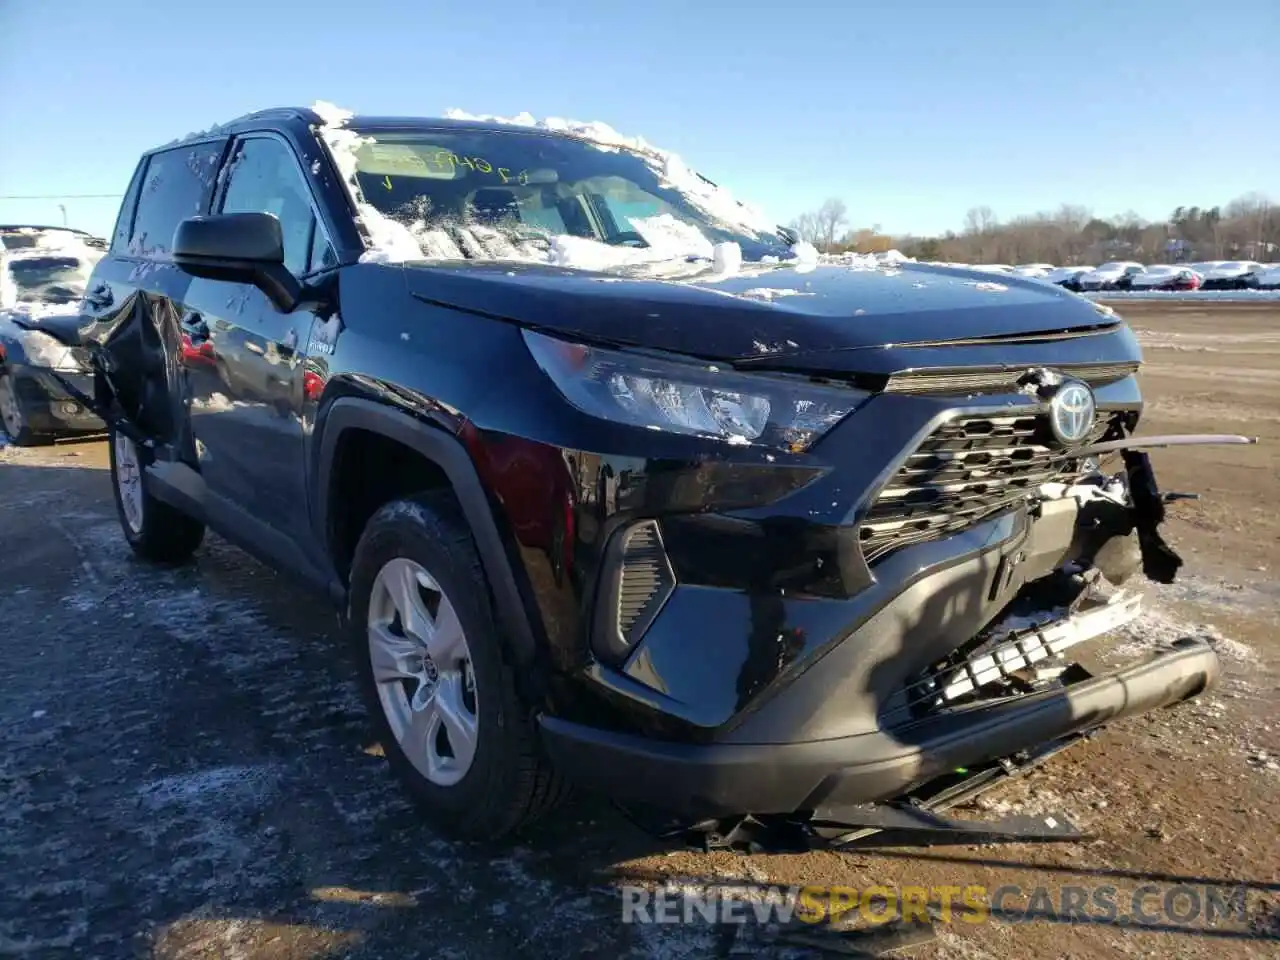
[108,427,205,564]
[349,491,567,840]
[0,372,50,446]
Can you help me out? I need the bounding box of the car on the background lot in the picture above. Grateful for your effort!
[60,105,1223,844]
[1199,260,1265,290]
[1042,265,1094,289]
[1127,264,1201,291]
[1076,261,1145,291]
[1243,263,1280,289]
[1011,263,1055,278]
[0,224,107,252]
[0,242,105,444]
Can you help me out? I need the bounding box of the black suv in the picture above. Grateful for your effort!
[73,106,1219,841]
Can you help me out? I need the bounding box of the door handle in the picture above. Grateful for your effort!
[84,283,113,309]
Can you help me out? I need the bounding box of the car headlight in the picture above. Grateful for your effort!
[17,329,84,372]
[522,329,866,451]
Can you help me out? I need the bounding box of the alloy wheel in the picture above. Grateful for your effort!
[113,433,144,534]
[0,375,23,438]
[367,557,479,787]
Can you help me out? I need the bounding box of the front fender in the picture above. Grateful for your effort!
[313,396,540,669]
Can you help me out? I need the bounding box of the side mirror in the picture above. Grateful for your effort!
[776,225,799,246]
[172,213,301,312]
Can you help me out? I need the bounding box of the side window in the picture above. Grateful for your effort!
[128,142,224,258]
[219,137,321,276]
[110,163,145,253]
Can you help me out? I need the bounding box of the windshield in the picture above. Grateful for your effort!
[348,129,792,266]
[5,256,95,303]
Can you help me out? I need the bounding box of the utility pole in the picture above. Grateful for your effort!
[58,204,67,227]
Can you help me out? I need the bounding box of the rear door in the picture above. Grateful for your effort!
[80,139,227,453]
[181,132,337,550]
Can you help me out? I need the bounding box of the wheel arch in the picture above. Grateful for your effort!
[315,396,539,668]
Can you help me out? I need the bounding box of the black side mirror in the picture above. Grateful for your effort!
[172,213,301,312]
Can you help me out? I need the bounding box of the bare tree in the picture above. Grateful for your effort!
[963,206,997,236]
[815,198,849,252]
[788,211,822,246]
[788,198,850,252]
[817,192,1277,265]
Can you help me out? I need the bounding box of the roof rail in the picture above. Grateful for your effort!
[223,106,321,127]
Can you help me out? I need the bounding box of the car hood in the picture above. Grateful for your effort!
[400,260,1125,373]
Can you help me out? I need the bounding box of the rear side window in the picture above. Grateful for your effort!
[128,141,224,258]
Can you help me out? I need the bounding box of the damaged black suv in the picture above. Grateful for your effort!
[67,106,1232,843]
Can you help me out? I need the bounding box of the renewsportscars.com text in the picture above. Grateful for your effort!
[620,881,1253,928]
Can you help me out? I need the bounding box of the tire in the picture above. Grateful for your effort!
[108,426,205,564]
[0,371,51,446]
[349,490,566,840]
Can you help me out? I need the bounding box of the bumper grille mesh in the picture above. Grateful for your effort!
[617,521,673,642]
[859,411,1122,562]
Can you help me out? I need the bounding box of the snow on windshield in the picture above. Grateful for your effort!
[311,101,797,274]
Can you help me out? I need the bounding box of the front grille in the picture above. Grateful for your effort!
[884,362,1139,396]
[859,411,1122,562]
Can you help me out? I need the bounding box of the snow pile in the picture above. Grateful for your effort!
[310,101,424,265]
[712,241,742,276]
[443,108,777,238]
[820,248,914,269]
[789,240,820,265]
[630,214,715,260]
[314,101,814,274]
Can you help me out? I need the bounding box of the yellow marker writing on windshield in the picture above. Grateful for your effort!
[382,175,393,191]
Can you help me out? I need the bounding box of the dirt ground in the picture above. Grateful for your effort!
[1,302,1276,959]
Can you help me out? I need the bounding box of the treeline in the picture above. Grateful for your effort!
[788,193,1279,265]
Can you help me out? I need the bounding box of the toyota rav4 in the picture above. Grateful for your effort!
[65,105,1236,842]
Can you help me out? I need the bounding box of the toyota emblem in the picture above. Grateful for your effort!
[1048,380,1096,446]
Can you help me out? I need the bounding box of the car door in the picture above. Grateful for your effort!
[79,139,227,455]
[181,133,336,553]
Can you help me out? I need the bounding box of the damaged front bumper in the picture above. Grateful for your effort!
[542,632,1218,822]
[544,449,1229,832]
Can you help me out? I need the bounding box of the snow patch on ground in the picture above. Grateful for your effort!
[138,764,282,807]
[737,288,811,302]
[1110,597,1257,665]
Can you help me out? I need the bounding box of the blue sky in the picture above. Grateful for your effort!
[1,0,1275,239]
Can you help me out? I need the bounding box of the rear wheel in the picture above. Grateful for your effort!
[108,427,205,564]
[349,491,567,839]
[0,372,50,446]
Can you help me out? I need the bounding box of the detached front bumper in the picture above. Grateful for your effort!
[10,367,104,434]
[541,636,1217,818]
